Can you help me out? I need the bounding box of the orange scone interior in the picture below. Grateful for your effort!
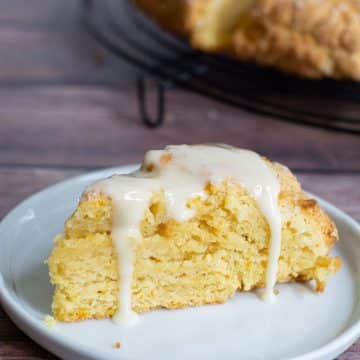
[48,145,340,322]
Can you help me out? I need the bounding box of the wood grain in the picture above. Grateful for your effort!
[0,87,359,171]
[0,0,134,86]
[0,23,134,85]
[338,343,360,360]
[0,0,359,359]
[0,0,76,23]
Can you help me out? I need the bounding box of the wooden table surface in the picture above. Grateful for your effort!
[0,1,359,359]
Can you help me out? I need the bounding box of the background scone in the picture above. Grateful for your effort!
[134,0,360,79]
[48,146,340,322]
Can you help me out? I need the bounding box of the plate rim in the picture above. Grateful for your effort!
[0,165,359,360]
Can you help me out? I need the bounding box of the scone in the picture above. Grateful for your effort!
[134,0,360,79]
[48,145,341,323]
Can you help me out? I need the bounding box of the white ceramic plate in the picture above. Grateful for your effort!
[0,165,360,360]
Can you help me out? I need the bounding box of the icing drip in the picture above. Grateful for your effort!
[87,144,281,324]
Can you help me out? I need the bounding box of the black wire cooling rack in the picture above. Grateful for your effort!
[81,0,360,134]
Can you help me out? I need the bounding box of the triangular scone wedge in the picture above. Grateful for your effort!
[48,155,340,322]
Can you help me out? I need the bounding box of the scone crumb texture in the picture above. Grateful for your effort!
[44,315,57,328]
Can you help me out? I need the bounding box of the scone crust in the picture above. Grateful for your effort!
[233,0,360,79]
[48,159,341,322]
[134,0,360,79]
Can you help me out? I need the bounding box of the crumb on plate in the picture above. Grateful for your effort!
[44,315,57,328]
[113,341,121,349]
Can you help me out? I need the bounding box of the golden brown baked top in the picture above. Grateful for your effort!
[48,148,340,322]
[234,0,360,78]
[134,0,360,79]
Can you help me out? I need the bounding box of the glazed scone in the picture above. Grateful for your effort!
[134,0,360,79]
[48,145,341,322]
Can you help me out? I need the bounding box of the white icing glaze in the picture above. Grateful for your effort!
[89,176,159,325]
[87,144,282,324]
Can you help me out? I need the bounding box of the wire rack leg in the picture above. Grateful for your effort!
[137,76,165,128]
